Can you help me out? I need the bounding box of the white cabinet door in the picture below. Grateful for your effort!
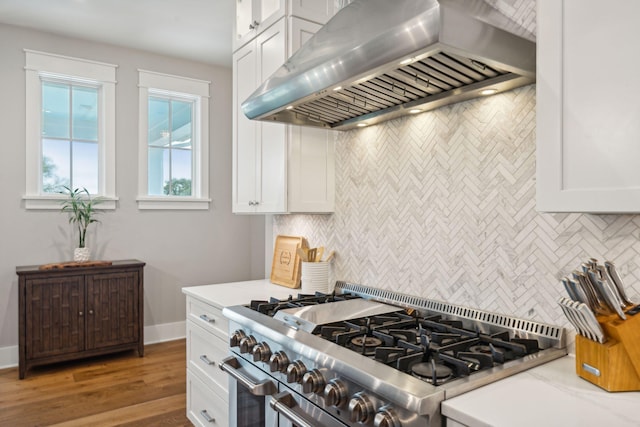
[288,125,335,212]
[256,19,288,213]
[232,12,336,214]
[290,0,335,25]
[232,42,259,213]
[537,0,640,213]
[234,0,286,51]
[233,19,288,213]
[286,17,336,213]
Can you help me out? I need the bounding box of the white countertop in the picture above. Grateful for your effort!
[183,281,639,426]
[182,278,298,309]
[442,355,640,427]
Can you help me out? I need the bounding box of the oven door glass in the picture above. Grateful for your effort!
[222,355,278,427]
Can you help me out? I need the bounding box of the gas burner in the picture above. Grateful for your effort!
[350,336,383,355]
[468,344,504,355]
[411,360,453,385]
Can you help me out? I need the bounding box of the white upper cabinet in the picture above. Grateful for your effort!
[537,0,640,213]
[234,0,285,51]
[232,1,336,214]
[233,0,334,51]
[233,20,287,213]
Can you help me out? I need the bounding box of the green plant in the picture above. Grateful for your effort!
[60,187,103,248]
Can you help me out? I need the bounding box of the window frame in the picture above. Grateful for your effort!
[137,69,210,210]
[24,49,118,210]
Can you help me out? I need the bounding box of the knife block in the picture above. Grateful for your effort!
[575,312,640,392]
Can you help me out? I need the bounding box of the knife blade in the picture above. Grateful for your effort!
[595,263,628,309]
[567,277,590,306]
[588,270,627,320]
[573,300,607,344]
[561,277,580,302]
[604,260,635,307]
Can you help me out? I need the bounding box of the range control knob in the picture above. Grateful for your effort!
[268,351,289,373]
[229,330,246,347]
[238,335,257,354]
[374,406,401,427]
[285,360,307,384]
[323,379,347,407]
[301,369,325,394]
[251,342,272,363]
[349,392,375,424]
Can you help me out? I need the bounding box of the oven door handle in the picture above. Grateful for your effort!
[270,391,330,427]
[219,356,277,396]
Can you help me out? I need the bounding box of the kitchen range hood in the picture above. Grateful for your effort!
[241,0,536,131]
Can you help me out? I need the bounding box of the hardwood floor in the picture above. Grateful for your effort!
[0,339,192,427]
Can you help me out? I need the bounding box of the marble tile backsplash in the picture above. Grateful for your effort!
[273,1,640,342]
[273,82,640,332]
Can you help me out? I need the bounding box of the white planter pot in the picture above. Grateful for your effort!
[74,247,90,262]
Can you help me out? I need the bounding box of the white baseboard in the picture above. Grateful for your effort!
[0,345,18,370]
[0,320,186,369]
[144,320,186,344]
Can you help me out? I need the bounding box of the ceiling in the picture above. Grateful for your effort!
[0,0,235,67]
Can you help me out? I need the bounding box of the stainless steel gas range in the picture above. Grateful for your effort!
[221,282,567,427]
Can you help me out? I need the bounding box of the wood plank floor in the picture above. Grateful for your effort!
[0,339,192,427]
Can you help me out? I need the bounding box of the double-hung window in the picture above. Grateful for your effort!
[137,70,210,209]
[24,50,117,209]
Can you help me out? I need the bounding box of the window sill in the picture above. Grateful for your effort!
[136,196,211,210]
[23,195,118,210]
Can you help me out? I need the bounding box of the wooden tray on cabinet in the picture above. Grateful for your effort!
[270,235,307,288]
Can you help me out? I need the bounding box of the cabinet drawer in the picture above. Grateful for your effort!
[187,297,228,340]
[187,370,229,427]
[187,321,230,395]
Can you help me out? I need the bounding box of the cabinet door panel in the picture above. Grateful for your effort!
[537,0,640,212]
[25,276,84,359]
[233,42,259,213]
[256,19,287,213]
[288,125,335,212]
[233,0,286,52]
[289,16,321,56]
[290,0,335,24]
[85,271,139,350]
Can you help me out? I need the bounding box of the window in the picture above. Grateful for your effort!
[137,70,210,209]
[24,50,117,209]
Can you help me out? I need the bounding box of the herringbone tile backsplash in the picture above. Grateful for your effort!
[273,1,640,346]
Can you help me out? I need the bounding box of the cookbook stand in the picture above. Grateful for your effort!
[575,312,640,392]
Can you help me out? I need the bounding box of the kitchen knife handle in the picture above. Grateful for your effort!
[588,270,626,320]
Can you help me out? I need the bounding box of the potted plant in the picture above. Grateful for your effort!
[60,186,103,262]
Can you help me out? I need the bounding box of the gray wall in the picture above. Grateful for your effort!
[0,23,266,351]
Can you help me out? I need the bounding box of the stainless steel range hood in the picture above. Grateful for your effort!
[241,0,536,131]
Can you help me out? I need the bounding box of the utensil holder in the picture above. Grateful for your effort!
[575,312,640,392]
[301,261,329,294]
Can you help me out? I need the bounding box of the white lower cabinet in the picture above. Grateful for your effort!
[186,296,229,427]
[187,370,229,427]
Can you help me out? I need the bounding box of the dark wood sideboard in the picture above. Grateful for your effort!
[16,259,145,379]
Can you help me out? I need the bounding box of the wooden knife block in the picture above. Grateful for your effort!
[575,312,640,392]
